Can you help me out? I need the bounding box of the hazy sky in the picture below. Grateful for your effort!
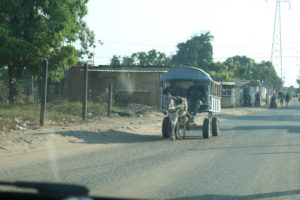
[85,0,300,87]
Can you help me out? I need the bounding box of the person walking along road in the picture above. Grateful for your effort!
[285,93,290,109]
[255,92,260,107]
[279,92,284,108]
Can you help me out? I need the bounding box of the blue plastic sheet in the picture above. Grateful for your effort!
[160,67,213,83]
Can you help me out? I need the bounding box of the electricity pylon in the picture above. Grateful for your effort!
[271,0,290,81]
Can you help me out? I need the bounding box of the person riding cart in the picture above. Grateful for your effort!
[162,80,182,97]
[186,82,204,116]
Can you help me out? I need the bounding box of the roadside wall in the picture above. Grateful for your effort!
[68,67,167,106]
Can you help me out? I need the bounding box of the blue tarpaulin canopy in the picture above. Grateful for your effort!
[160,67,213,83]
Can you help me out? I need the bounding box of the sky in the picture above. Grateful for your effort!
[84,0,300,87]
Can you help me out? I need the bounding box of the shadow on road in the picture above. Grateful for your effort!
[189,143,300,151]
[173,189,300,200]
[181,136,203,140]
[219,114,300,122]
[254,151,300,155]
[33,130,161,144]
[223,125,300,133]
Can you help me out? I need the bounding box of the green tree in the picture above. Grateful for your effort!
[131,50,170,66]
[252,61,282,89]
[0,0,95,103]
[132,52,148,66]
[208,62,234,81]
[122,56,135,66]
[224,56,256,80]
[172,32,214,70]
[146,49,170,66]
[110,55,121,66]
[110,49,170,66]
[224,56,282,89]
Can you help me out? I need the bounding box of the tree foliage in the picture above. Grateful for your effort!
[110,55,121,66]
[0,0,95,103]
[224,56,282,89]
[110,49,170,66]
[108,32,283,89]
[224,56,256,79]
[208,61,235,81]
[171,32,213,70]
[297,78,300,86]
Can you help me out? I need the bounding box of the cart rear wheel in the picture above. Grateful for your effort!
[203,118,211,139]
[212,117,220,136]
[162,117,171,138]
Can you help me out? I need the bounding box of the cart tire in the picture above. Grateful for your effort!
[162,117,171,138]
[212,117,220,136]
[203,118,211,139]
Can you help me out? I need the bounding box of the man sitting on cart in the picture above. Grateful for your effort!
[162,80,182,97]
[186,81,204,117]
[162,80,184,111]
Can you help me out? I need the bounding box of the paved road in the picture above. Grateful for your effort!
[1,100,300,199]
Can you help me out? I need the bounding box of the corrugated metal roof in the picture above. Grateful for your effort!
[87,68,170,73]
[73,66,171,73]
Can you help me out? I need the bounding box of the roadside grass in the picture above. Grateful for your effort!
[0,103,39,122]
[0,100,126,131]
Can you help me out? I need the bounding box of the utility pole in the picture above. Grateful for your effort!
[82,63,88,120]
[107,83,113,116]
[40,59,48,126]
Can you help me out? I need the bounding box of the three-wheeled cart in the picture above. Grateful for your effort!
[160,67,221,139]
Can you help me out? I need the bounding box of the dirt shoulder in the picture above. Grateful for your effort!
[0,104,270,168]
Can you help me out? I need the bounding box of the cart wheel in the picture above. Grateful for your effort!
[212,117,220,136]
[162,117,171,138]
[203,118,211,139]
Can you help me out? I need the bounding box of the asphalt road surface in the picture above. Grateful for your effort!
[1,100,300,200]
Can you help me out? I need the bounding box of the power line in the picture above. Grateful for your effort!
[100,40,176,48]
[214,55,298,61]
[99,39,300,48]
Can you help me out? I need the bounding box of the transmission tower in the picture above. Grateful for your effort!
[271,0,290,81]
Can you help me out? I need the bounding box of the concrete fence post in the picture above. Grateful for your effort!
[82,63,88,120]
[40,59,48,126]
[107,83,113,115]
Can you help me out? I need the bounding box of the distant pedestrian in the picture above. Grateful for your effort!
[247,94,251,107]
[270,93,277,109]
[279,92,284,107]
[285,93,290,108]
[255,92,260,107]
[265,93,269,105]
